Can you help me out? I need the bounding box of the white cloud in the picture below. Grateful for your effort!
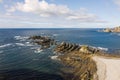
[0,0,2,3]
[7,0,105,23]
[8,0,70,17]
[0,12,108,28]
[114,0,120,6]
[7,6,16,12]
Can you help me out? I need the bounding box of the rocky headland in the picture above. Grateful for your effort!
[102,26,120,32]
[54,42,104,80]
[29,35,120,80]
[54,42,120,80]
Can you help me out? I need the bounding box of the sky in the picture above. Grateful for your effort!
[0,0,120,28]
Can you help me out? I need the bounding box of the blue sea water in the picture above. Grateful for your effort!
[0,28,120,80]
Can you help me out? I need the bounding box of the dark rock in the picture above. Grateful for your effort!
[29,35,56,49]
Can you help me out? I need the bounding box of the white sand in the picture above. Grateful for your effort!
[93,56,120,80]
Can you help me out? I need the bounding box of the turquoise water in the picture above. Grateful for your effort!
[0,28,120,80]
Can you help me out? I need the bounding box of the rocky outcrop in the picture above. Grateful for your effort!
[29,35,56,49]
[102,26,120,33]
[54,42,80,53]
[54,42,100,54]
[102,28,112,32]
[54,42,103,80]
[28,34,120,80]
[54,41,120,80]
[29,36,119,80]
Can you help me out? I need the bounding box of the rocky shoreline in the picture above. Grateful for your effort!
[29,35,120,80]
[54,42,105,80]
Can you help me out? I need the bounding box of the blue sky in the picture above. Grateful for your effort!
[0,0,120,28]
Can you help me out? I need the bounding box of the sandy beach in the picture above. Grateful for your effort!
[93,56,120,80]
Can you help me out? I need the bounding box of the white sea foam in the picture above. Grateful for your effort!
[50,55,58,60]
[0,43,12,48]
[15,42,34,47]
[97,47,108,51]
[34,48,43,53]
[88,45,108,51]
[14,36,29,41]
[80,45,108,51]
[26,42,30,44]
[53,34,59,36]
[25,42,34,46]
[15,43,25,46]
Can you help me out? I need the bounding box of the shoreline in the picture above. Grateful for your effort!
[29,35,120,80]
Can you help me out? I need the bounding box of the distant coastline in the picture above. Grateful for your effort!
[101,26,120,33]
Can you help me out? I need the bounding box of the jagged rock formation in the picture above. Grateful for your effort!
[54,42,104,80]
[54,42,80,53]
[54,42,100,54]
[29,35,56,49]
[102,26,120,32]
[59,52,98,80]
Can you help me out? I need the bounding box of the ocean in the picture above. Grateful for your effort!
[0,28,120,80]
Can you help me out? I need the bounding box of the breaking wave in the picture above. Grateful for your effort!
[90,46,108,51]
[0,43,12,48]
[15,42,33,47]
[97,47,108,51]
[14,36,29,41]
[0,42,33,49]
[15,43,25,46]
